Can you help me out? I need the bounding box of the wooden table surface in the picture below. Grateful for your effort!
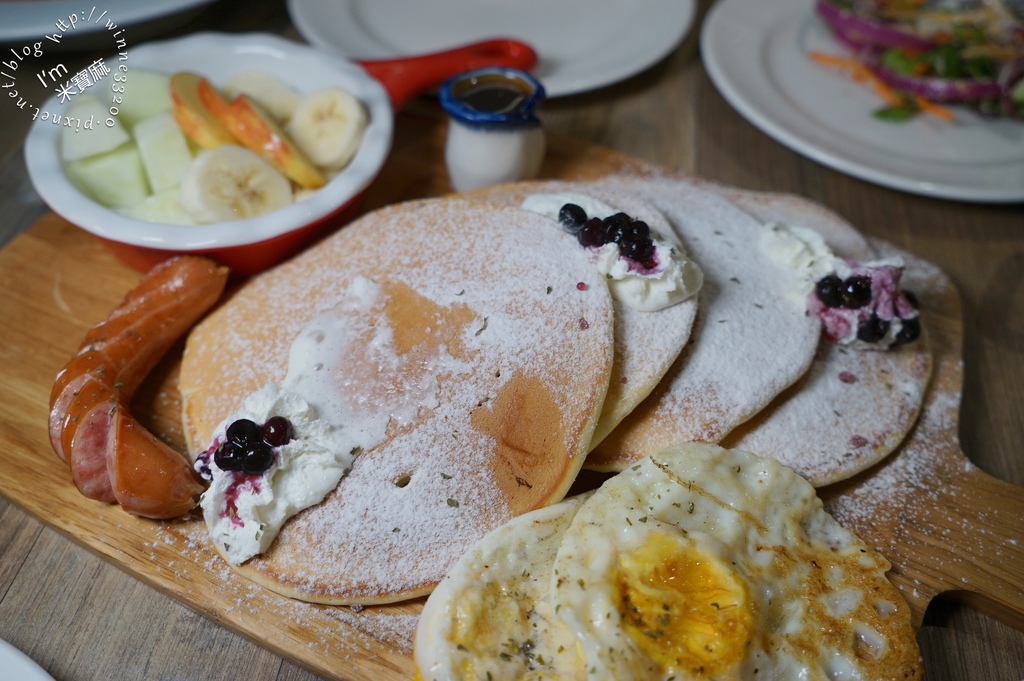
[1,0,1021,679]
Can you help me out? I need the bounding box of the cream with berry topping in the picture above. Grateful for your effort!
[199,384,362,564]
[520,191,702,312]
[808,257,920,350]
[760,220,921,350]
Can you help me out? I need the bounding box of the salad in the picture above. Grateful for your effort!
[812,0,1024,121]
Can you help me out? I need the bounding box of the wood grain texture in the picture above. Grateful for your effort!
[1,129,1022,679]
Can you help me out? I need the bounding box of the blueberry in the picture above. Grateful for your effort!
[558,203,588,233]
[214,441,243,471]
[262,416,294,447]
[894,317,921,344]
[620,236,655,265]
[577,218,607,247]
[226,418,262,446]
[241,441,275,475]
[857,315,890,343]
[841,276,872,308]
[627,220,650,241]
[815,275,844,308]
[602,213,633,243]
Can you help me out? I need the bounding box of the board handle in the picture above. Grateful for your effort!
[940,466,1024,628]
[889,463,1024,630]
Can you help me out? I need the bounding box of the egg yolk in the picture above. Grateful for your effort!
[615,532,754,677]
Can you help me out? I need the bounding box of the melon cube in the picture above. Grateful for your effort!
[134,111,194,192]
[120,187,197,225]
[119,69,173,128]
[65,142,151,208]
[59,94,130,162]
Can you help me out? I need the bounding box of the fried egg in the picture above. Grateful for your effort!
[550,443,923,681]
[414,493,593,681]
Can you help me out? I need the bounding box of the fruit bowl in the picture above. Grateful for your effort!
[25,32,394,275]
[24,31,536,275]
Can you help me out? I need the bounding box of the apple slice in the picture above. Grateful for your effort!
[223,71,301,123]
[170,72,235,149]
[195,76,233,122]
[216,94,326,190]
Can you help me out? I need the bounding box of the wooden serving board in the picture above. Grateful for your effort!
[1,130,1022,680]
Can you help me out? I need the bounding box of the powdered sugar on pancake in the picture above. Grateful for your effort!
[588,176,821,470]
[180,198,615,604]
[723,338,931,486]
[466,180,699,448]
[710,187,874,261]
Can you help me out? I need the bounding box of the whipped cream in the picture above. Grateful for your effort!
[197,276,422,564]
[760,221,842,302]
[520,192,702,312]
[760,221,919,350]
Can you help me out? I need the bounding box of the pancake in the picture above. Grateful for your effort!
[721,335,932,487]
[179,197,616,604]
[466,180,699,448]
[587,176,821,470]
[712,187,876,261]
[716,190,933,486]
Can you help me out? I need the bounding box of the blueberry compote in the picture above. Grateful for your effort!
[808,261,920,348]
[195,416,295,527]
[558,204,658,270]
[196,416,295,482]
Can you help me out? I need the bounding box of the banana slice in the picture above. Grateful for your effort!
[286,87,367,170]
[223,71,302,124]
[179,144,293,224]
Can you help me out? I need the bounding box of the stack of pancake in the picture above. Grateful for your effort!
[178,175,931,608]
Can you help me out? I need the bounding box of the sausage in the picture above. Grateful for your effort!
[48,255,229,518]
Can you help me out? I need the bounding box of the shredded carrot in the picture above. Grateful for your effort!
[867,76,905,106]
[808,51,903,106]
[913,94,956,121]
[809,51,956,121]
[808,51,864,69]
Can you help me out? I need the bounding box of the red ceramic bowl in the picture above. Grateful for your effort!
[24,32,535,275]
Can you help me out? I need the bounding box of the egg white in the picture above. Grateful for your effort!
[414,493,592,681]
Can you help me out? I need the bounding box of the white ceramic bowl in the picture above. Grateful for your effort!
[24,32,394,275]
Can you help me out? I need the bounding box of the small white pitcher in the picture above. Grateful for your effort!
[439,67,547,192]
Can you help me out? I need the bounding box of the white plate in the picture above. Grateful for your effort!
[287,0,696,97]
[0,639,54,681]
[701,0,1024,203]
[0,0,217,45]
